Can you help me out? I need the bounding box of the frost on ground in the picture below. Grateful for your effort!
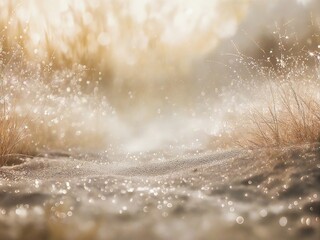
[0,145,319,240]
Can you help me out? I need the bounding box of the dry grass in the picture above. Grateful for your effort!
[241,81,320,148]
[0,109,31,166]
[0,51,33,166]
[230,21,320,149]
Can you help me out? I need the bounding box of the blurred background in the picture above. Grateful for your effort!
[0,0,319,153]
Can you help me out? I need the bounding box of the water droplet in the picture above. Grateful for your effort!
[279,217,287,227]
[259,209,268,217]
[15,207,27,218]
[306,218,311,226]
[236,216,244,224]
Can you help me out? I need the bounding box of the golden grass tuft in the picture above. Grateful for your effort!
[0,112,31,166]
[242,81,320,148]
